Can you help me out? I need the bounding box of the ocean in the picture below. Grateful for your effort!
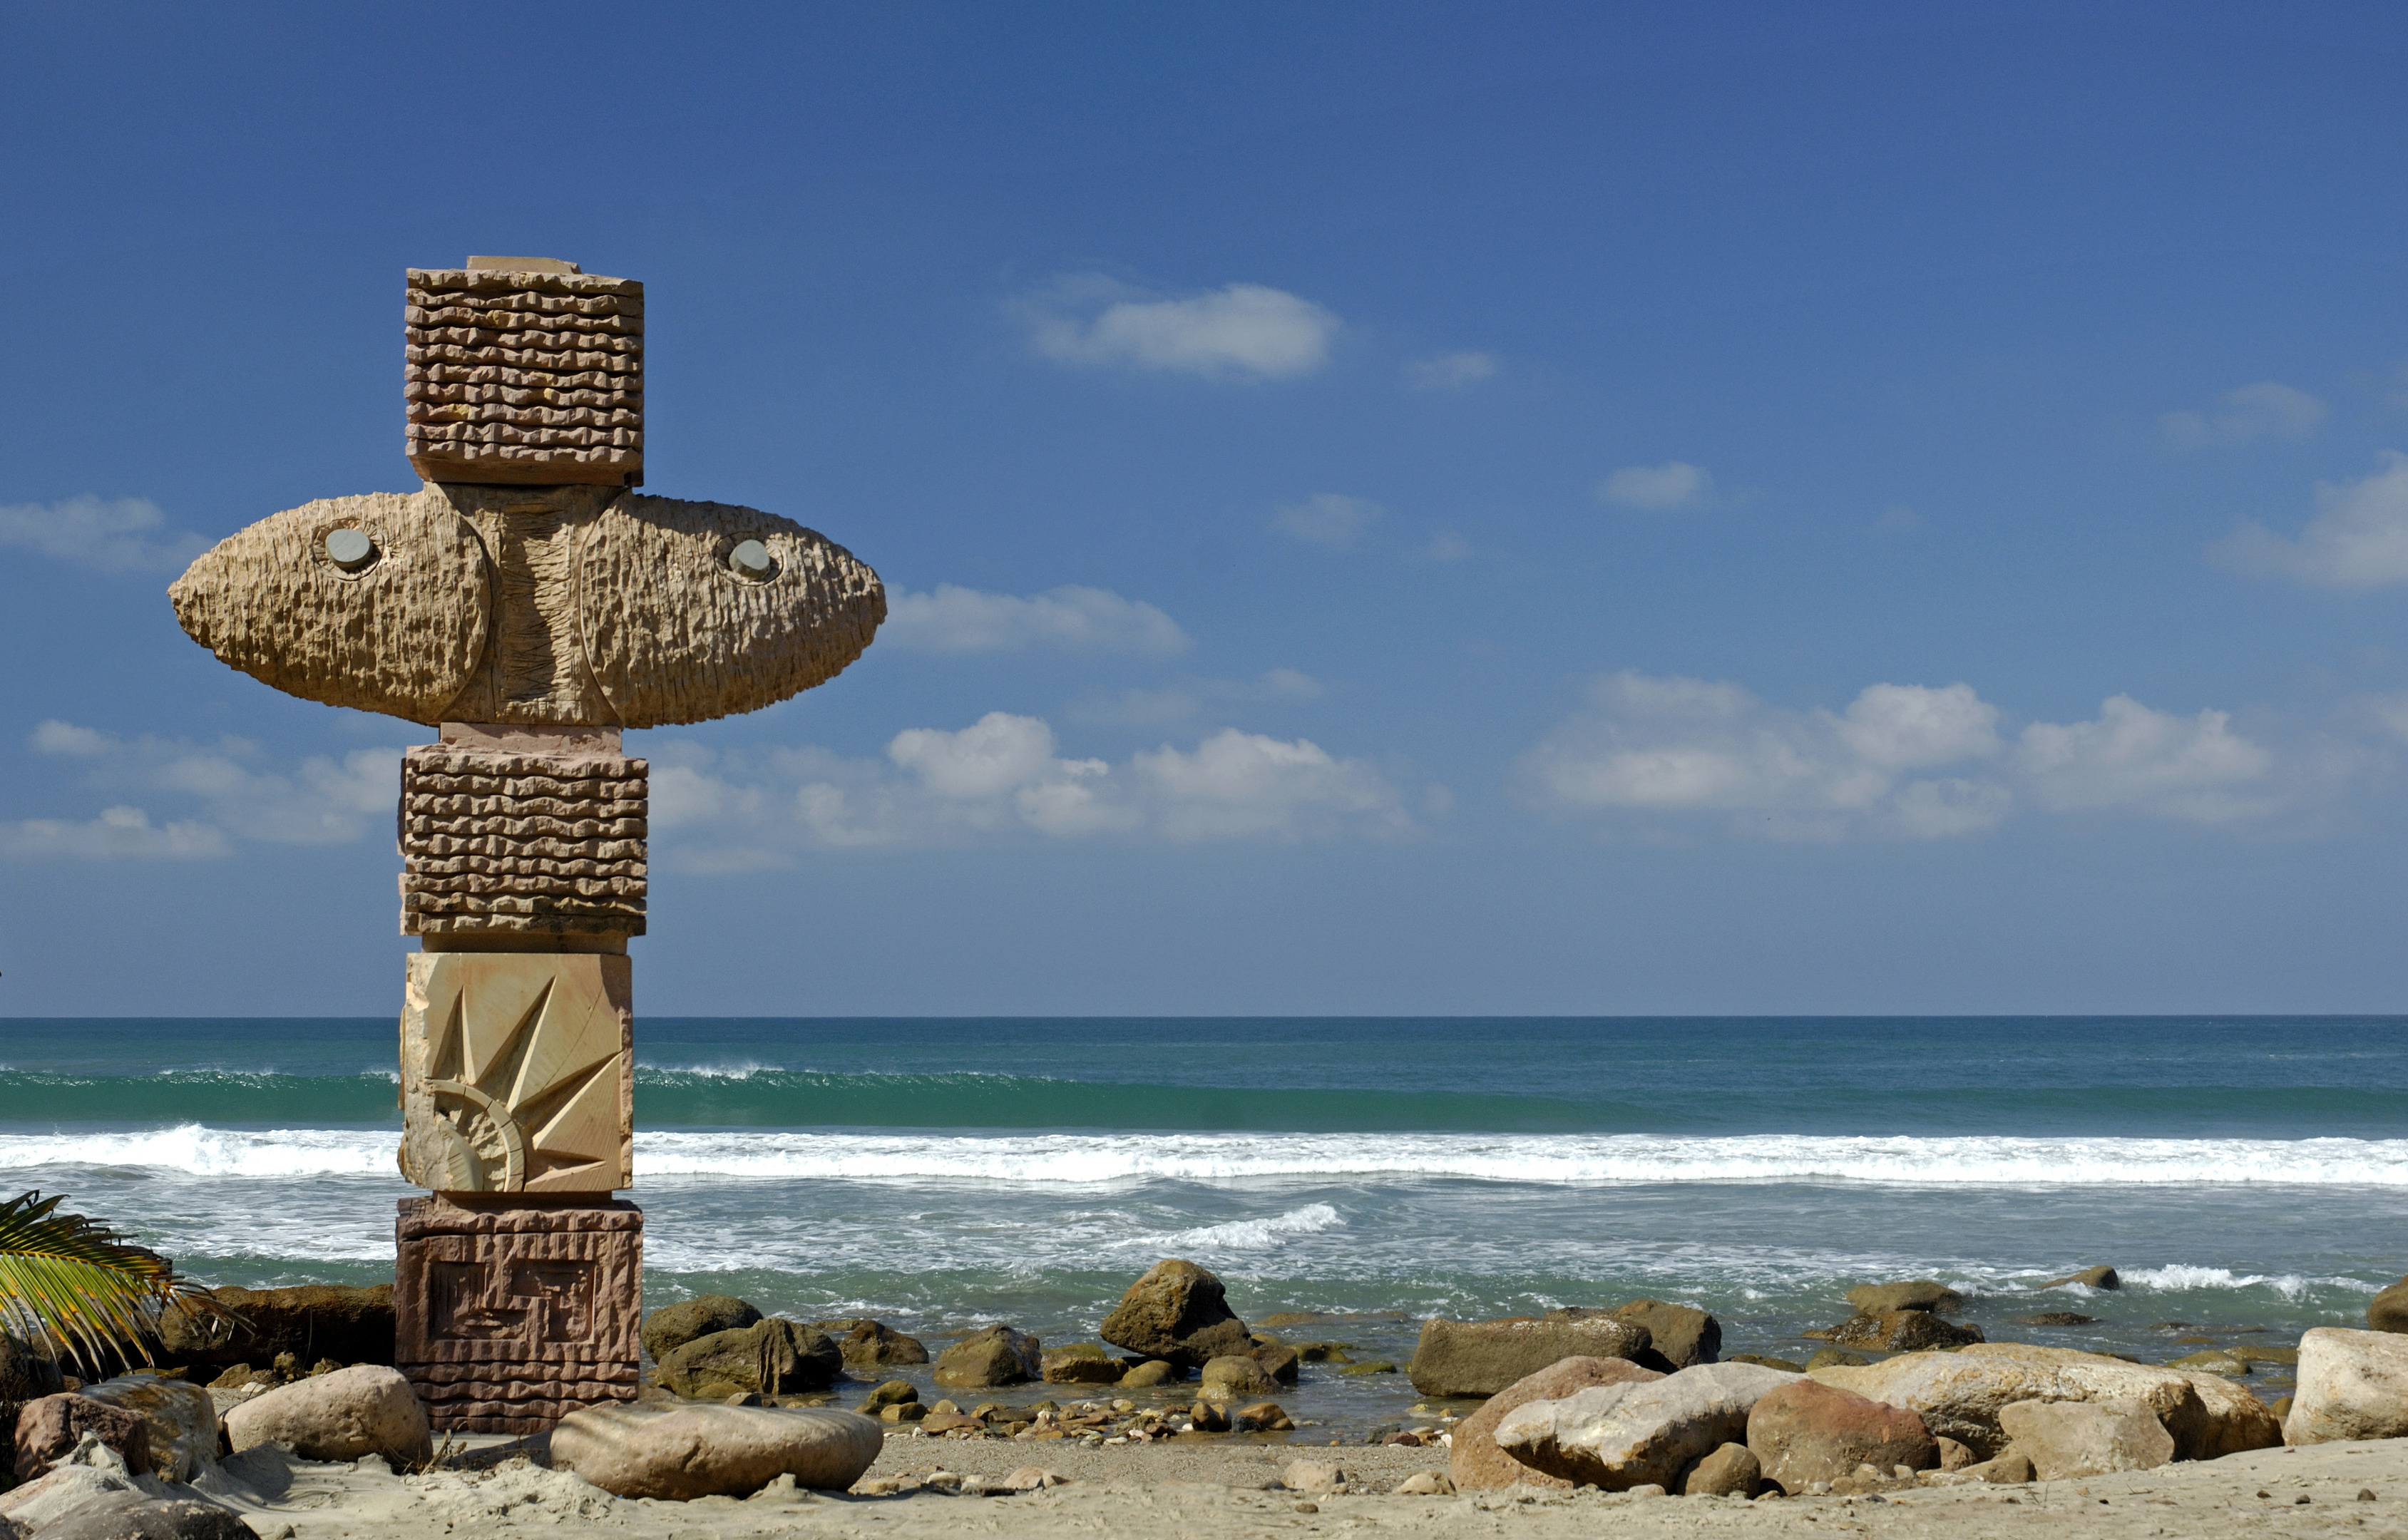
[0,1015,2399,1432]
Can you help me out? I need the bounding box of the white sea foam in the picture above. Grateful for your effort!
[1129,1202,1346,1251]
[8,1126,2408,1189]
[2118,1263,2379,1298]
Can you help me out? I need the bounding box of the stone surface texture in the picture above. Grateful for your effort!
[1811,1342,2276,1460]
[406,267,645,487]
[158,1284,394,1370]
[14,1396,148,1482]
[1813,1310,1984,1351]
[1682,1442,1762,1497]
[547,1401,883,1499]
[71,1378,216,1485]
[933,1326,1042,1388]
[1451,1357,1666,1492]
[1604,1303,1720,1369]
[1408,1315,1652,1398]
[399,741,645,940]
[640,1297,759,1364]
[1494,1362,1802,1491]
[1997,1396,2175,1479]
[1099,1261,1253,1369]
[1745,1378,1937,1493]
[2368,1277,2408,1334]
[222,1365,433,1469]
[654,1320,841,1398]
[393,1196,642,1433]
[398,952,633,1193]
[1845,1282,1964,1315]
[2286,1327,2408,1444]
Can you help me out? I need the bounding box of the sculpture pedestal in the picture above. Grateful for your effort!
[394,1196,642,1434]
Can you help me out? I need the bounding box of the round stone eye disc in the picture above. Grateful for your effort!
[729,538,774,578]
[325,528,376,570]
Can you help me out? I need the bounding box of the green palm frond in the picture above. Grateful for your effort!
[0,1190,212,1373]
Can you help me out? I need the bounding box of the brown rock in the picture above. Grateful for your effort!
[2040,1266,2120,1290]
[1409,1315,1652,1398]
[1199,1356,1279,1400]
[14,1395,149,1482]
[1099,1261,1252,1369]
[548,1400,883,1499]
[640,1295,760,1365]
[1118,1360,1177,1388]
[1683,1442,1761,1497]
[1549,1303,1721,1368]
[1845,1281,1964,1315]
[1041,1345,1125,1385]
[1234,1401,1293,1432]
[1997,1397,2173,1479]
[158,1283,394,1370]
[657,1320,840,1398]
[2369,1278,2408,1335]
[1251,1343,1301,1383]
[1746,1378,1937,1494]
[1450,1356,1664,1492]
[1809,1310,1983,1352]
[836,1320,927,1367]
[933,1326,1041,1388]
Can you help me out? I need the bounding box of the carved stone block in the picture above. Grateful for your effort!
[400,739,646,938]
[399,953,633,1194]
[406,267,644,487]
[395,1197,642,1433]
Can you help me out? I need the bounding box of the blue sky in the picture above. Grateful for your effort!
[5,1,2408,1016]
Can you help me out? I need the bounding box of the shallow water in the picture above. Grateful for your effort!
[0,1015,2398,1429]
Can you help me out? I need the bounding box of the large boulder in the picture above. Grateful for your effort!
[1809,1310,1983,1352]
[657,1319,841,1399]
[1098,1261,1252,1369]
[549,1400,882,1499]
[2286,1327,2408,1444]
[1845,1281,1964,1315]
[1604,1303,1719,1368]
[76,1376,220,1483]
[932,1326,1040,1388]
[1746,1378,1936,1493]
[640,1295,761,1365]
[158,1284,394,1369]
[1451,1357,1664,1492]
[1408,1315,1651,1398]
[1494,1362,1800,1491]
[222,1364,431,1469]
[15,1396,149,1482]
[834,1320,927,1367]
[1997,1397,2173,1479]
[1810,1342,2272,1460]
[2367,1280,2408,1335]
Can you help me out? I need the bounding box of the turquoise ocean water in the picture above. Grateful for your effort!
[0,1015,2399,1429]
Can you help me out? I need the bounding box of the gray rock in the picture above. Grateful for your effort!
[2368,1278,2408,1335]
[1495,1362,1800,1491]
[1408,1315,1652,1399]
[657,1319,841,1398]
[1281,1459,1348,1494]
[1960,1449,2034,1484]
[933,1325,1040,1389]
[76,1377,220,1483]
[1996,1397,2173,1479]
[38,1498,255,1539]
[640,1295,761,1364]
[1682,1442,1760,1497]
[0,1434,159,1533]
[221,1365,432,1469]
[1098,1261,1252,1369]
[1452,1357,1664,1492]
[1845,1281,1964,1315]
[548,1401,883,1499]
[1597,1303,1720,1368]
[2287,1327,2408,1444]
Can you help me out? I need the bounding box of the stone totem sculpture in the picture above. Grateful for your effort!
[167,257,885,1432]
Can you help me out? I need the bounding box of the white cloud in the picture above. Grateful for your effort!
[1019,275,1338,380]
[1524,672,2285,838]
[1405,351,1498,390]
[0,806,227,860]
[647,714,1420,861]
[1274,493,1383,549]
[2213,452,2408,590]
[1,721,404,860]
[881,584,1190,654]
[2159,381,2326,448]
[2013,696,2278,822]
[0,496,210,573]
[1599,462,1711,510]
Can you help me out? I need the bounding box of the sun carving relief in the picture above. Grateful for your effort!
[400,953,634,1194]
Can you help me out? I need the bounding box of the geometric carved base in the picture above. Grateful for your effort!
[394,1196,642,1434]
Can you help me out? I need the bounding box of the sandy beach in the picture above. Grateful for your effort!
[200,1430,2408,1539]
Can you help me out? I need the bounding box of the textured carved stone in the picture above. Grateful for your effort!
[167,490,490,723]
[394,1197,642,1434]
[168,482,882,728]
[400,741,645,938]
[406,267,644,486]
[399,953,632,1194]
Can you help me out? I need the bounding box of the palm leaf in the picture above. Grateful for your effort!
[0,1191,212,1374]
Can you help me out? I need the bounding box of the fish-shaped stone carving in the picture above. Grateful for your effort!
[168,480,884,727]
